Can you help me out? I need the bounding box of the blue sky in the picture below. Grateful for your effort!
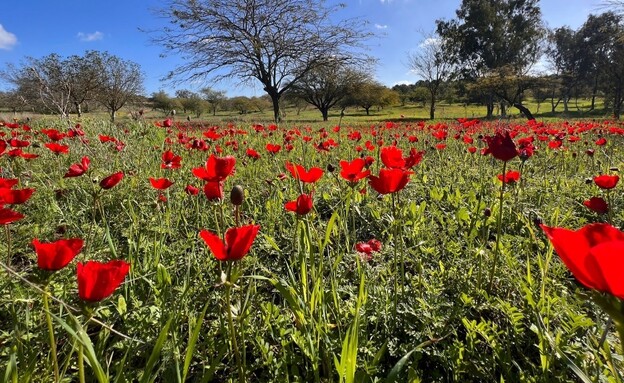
[0,0,602,97]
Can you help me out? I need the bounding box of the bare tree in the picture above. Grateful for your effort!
[2,54,73,118]
[406,35,454,119]
[96,53,144,122]
[152,0,371,122]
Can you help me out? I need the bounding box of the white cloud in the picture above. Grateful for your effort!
[380,0,393,3]
[77,31,104,42]
[392,80,412,86]
[0,24,17,50]
[375,24,388,29]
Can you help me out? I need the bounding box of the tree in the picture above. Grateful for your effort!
[200,87,227,116]
[290,62,371,121]
[66,51,105,117]
[2,54,73,118]
[343,81,395,116]
[151,91,177,114]
[406,34,454,119]
[96,53,144,122]
[154,0,371,122]
[577,12,624,114]
[437,0,545,120]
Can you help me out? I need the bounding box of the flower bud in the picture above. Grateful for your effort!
[230,185,244,206]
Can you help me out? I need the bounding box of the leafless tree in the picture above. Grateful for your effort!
[96,53,144,122]
[2,54,73,118]
[406,35,455,119]
[152,0,371,122]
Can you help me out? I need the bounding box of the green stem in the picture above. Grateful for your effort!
[6,225,11,268]
[43,289,60,382]
[78,343,85,383]
[488,160,507,292]
[226,263,245,383]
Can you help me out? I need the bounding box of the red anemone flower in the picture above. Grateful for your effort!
[185,184,200,195]
[339,158,371,185]
[497,170,521,184]
[199,224,260,261]
[34,238,84,271]
[594,174,619,190]
[161,150,182,169]
[77,260,130,302]
[368,168,412,195]
[266,143,281,154]
[380,146,406,168]
[100,172,124,190]
[203,181,224,201]
[0,207,24,224]
[284,193,313,216]
[0,178,18,189]
[542,223,624,299]
[596,137,607,146]
[149,177,174,190]
[64,156,90,178]
[192,154,236,182]
[285,162,323,183]
[0,188,34,204]
[44,142,69,155]
[583,197,608,214]
[246,148,261,160]
[484,131,518,162]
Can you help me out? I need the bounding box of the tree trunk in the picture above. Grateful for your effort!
[110,109,116,122]
[266,91,281,123]
[365,106,370,116]
[513,103,535,120]
[321,108,329,121]
[75,102,82,118]
[500,102,507,117]
[429,96,436,120]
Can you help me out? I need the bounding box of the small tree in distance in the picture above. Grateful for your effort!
[406,34,454,119]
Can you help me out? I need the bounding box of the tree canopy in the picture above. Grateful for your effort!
[153,0,371,122]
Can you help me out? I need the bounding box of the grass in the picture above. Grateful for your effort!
[0,114,623,382]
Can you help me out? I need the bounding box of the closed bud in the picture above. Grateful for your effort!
[230,185,244,206]
[483,207,491,217]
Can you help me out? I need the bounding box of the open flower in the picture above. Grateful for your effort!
[285,162,323,183]
[77,260,130,302]
[34,238,84,271]
[192,154,236,182]
[199,224,260,261]
[541,223,624,299]
[339,158,370,185]
[497,170,520,185]
[64,156,90,178]
[368,168,412,195]
[594,174,619,190]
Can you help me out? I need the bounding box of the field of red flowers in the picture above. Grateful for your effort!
[1,116,624,382]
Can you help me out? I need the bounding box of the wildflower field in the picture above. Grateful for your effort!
[1,116,624,382]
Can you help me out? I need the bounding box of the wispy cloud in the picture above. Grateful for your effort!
[77,31,104,42]
[419,37,440,48]
[0,24,17,50]
[380,0,394,3]
[375,24,388,29]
